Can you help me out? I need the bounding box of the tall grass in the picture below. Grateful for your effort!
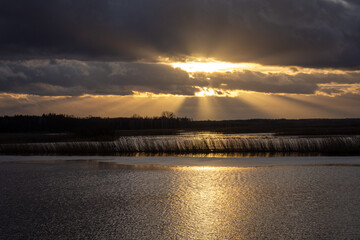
[0,135,359,154]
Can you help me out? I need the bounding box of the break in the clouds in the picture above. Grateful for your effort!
[1,0,360,68]
[1,60,360,96]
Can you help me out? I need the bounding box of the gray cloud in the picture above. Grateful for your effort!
[201,71,360,94]
[1,0,360,68]
[1,60,360,96]
[0,60,207,96]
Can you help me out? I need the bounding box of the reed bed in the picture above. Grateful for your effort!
[0,135,359,154]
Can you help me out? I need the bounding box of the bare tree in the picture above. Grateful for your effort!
[161,111,175,119]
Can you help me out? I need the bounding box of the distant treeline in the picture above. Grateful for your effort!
[192,118,360,135]
[0,113,191,135]
[0,113,360,137]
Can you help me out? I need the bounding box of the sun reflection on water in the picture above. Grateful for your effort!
[6,158,360,238]
[168,166,255,239]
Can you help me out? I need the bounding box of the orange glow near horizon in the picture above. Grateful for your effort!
[0,92,358,119]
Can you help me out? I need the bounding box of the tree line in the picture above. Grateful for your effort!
[0,112,191,134]
[0,113,359,136]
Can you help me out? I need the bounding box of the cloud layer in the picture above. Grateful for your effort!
[0,60,206,96]
[1,60,360,96]
[1,0,360,119]
[1,0,360,68]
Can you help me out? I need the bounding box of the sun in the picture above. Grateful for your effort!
[194,87,243,97]
[171,60,251,73]
[195,87,217,97]
[159,57,255,73]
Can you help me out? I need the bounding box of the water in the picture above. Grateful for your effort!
[1,156,360,239]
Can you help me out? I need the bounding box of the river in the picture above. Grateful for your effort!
[1,155,360,239]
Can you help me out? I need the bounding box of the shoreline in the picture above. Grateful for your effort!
[1,155,360,168]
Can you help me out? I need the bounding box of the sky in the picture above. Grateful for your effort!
[1,0,360,120]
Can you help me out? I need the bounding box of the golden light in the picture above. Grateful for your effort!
[170,58,254,73]
[131,91,185,98]
[195,87,217,97]
[168,166,254,239]
[158,56,360,75]
[316,83,360,97]
[194,87,252,97]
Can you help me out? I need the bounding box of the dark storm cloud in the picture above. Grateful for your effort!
[0,60,206,96]
[1,0,360,68]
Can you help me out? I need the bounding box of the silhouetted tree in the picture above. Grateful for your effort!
[161,111,175,119]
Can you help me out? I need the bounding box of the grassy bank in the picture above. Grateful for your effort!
[1,135,359,155]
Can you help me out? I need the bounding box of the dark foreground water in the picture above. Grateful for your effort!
[1,156,360,239]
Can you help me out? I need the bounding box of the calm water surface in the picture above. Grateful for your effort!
[1,156,360,239]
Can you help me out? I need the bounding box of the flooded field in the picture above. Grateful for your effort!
[1,133,359,155]
[1,155,360,239]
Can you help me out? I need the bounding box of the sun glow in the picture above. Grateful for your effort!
[170,58,254,73]
[195,87,251,97]
[158,56,359,75]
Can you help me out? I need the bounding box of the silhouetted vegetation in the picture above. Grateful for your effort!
[1,135,359,155]
[190,118,360,135]
[0,113,191,142]
[0,114,359,144]
[0,113,191,132]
